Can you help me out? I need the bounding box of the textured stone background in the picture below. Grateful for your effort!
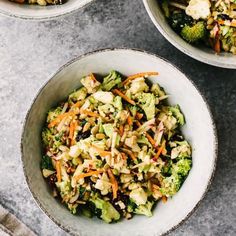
[0,0,235,235]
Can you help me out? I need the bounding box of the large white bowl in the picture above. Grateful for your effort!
[0,0,94,20]
[143,0,236,69]
[21,48,217,236]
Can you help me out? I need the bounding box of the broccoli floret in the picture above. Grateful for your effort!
[136,93,155,120]
[161,160,172,177]
[169,105,185,126]
[160,173,182,196]
[69,87,87,102]
[68,203,78,215]
[47,107,62,123]
[56,180,72,198]
[181,21,206,43]
[151,83,166,97]
[169,12,193,33]
[134,201,154,217]
[161,0,170,18]
[171,141,191,159]
[42,128,53,146]
[89,197,120,223]
[127,199,137,213]
[102,70,122,91]
[173,158,192,177]
[41,155,54,170]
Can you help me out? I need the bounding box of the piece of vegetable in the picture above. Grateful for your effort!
[136,93,155,120]
[181,21,206,43]
[113,89,136,105]
[90,197,120,223]
[74,169,104,181]
[130,187,148,206]
[80,110,100,118]
[81,74,100,94]
[169,105,185,125]
[101,70,122,91]
[134,201,154,217]
[41,155,54,170]
[122,72,158,85]
[169,12,193,33]
[69,87,87,102]
[107,168,118,199]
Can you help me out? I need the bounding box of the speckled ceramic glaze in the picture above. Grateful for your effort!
[21,49,217,236]
[0,0,94,20]
[143,0,236,69]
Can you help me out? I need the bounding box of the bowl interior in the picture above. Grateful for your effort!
[22,49,217,236]
[143,0,236,69]
[0,0,93,19]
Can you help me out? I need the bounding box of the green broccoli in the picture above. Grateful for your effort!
[46,107,62,123]
[151,83,166,97]
[160,173,182,196]
[134,201,154,217]
[41,155,54,170]
[173,158,192,176]
[102,70,122,91]
[89,197,120,223]
[169,105,185,125]
[169,12,193,33]
[68,203,78,215]
[69,87,87,102]
[181,21,206,43]
[42,128,53,146]
[56,180,72,198]
[127,200,137,213]
[136,93,155,120]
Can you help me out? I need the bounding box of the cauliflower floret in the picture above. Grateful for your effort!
[93,91,114,104]
[129,77,149,94]
[81,74,100,94]
[130,187,148,206]
[94,172,112,195]
[185,0,211,20]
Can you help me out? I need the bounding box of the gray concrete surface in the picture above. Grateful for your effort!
[0,0,235,235]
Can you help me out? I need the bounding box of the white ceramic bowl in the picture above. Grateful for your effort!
[143,0,236,69]
[0,0,94,20]
[21,48,217,236]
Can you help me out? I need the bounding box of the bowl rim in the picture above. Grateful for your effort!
[0,0,94,20]
[21,47,218,236]
[142,0,236,69]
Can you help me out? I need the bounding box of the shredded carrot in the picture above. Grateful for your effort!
[122,72,159,85]
[135,112,143,120]
[107,169,118,200]
[136,120,156,148]
[162,196,168,203]
[71,101,83,109]
[92,145,111,157]
[119,125,124,137]
[218,20,236,27]
[56,161,62,183]
[48,111,75,128]
[153,140,166,160]
[127,114,133,126]
[75,169,104,181]
[112,89,136,105]
[80,110,100,118]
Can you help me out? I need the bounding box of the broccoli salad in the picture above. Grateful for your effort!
[10,0,65,6]
[160,0,236,54]
[41,71,192,223]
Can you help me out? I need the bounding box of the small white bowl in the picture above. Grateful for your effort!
[21,48,217,236]
[0,0,94,20]
[143,0,236,69]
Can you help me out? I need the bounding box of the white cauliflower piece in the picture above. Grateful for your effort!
[93,91,114,104]
[185,0,211,20]
[81,75,100,94]
[94,172,112,195]
[130,187,148,206]
[129,77,149,94]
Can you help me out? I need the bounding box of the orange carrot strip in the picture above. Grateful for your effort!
[48,111,75,128]
[56,161,62,183]
[113,89,135,105]
[135,112,143,120]
[127,114,133,126]
[107,169,118,200]
[136,120,156,149]
[92,145,111,157]
[121,148,136,161]
[218,20,236,27]
[119,125,124,137]
[153,140,166,160]
[75,169,104,181]
[122,72,159,85]
[80,110,100,118]
[71,101,83,109]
